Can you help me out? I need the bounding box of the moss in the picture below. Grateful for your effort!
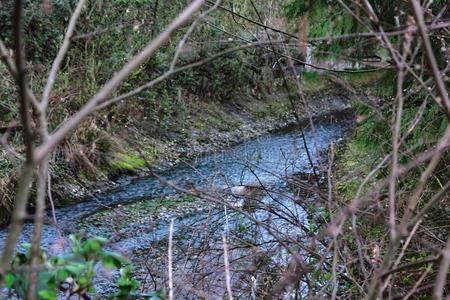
[335,140,381,202]
[354,116,391,152]
[301,71,328,94]
[364,223,386,240]
[193,102,243,132]
[250,106,268,119]
[267,99,290,118]
[193,119,207,130]
[141,144,159,162]
[219,118,242,131]
[338,71,383,87]
[110,153,146,171]
[303,71,323,85]
[246,96,292,121]
[79,195,199,237]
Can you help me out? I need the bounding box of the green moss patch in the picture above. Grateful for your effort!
[110,153,146,171]
[79,195,199,238]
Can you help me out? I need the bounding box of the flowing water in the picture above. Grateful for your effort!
[0,114,352,298]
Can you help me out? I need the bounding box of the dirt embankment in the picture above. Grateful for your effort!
[0,85,355,227]
[58,88,354,202]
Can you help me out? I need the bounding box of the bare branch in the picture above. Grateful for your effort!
[0,0,38,287]
[223,235,234,300]
[0,40,39,109]
[411,0,450,118]
[40,0,86,111]
[168,219,174,300]
[34,0,205,163]
[170,0,222,70]
[27,158,49,300]
[433,236,450,300]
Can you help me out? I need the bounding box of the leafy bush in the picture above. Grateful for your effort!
[4,235,152,299]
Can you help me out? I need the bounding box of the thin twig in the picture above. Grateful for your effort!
[223,235,234,300]
[40,0,86,111]
[433,235,450,300]
[34,0,206,163]
[168,219,174,300]
[170,0,221,70]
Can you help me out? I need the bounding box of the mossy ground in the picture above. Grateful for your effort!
[335,141,376,201]
[78,195,199,239]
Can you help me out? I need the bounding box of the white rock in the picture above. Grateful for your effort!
[230,186,247,196]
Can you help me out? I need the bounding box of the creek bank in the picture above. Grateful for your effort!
[0,87,353,227]
[58,89,354,207]
[73,115,355,243]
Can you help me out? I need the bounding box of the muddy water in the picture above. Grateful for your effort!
[0,115,352,298]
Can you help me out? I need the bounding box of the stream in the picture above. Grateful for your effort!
[0,114,353,298]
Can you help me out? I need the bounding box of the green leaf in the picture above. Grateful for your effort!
[21,242,32,250]
[38,289,57,300]
[4,273,16,288]
[93,236,109,244]
[78,275,90,287]
[69,234,81,252]
[65,263,86,274]
[102,254,122,269]
[56,269,69,281]
[119,266,135,278]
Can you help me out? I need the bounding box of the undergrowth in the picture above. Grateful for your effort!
[333,69,450,296]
